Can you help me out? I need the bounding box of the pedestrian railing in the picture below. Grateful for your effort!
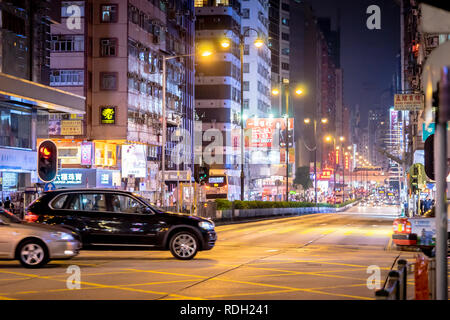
[375,259,409,300]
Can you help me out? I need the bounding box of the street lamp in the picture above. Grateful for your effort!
[160,47,212,207]
[221,28,265,201]
[303,117,328,206]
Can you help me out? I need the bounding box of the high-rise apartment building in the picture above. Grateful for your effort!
[48,0,195,204]
[195,0,242,200]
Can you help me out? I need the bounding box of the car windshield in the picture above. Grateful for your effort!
[0,210,22,224]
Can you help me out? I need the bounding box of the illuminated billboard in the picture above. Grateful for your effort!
[122,145,146,178]
[246,118,294,149]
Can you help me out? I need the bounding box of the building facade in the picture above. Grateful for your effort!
[0,0,85,209]
[48,0,195,205]
[195,0,242,200]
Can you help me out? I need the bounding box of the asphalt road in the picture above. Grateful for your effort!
[0,205,424,300]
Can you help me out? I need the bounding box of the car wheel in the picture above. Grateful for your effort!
[169,232,199,260]
[18,240,49,268]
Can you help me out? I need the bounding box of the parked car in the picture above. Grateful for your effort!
[0,209,80,268]
[25,189,217,260]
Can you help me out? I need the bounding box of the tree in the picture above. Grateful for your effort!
[294,166,313,191]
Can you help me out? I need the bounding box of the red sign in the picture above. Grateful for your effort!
[319,168,333,180]
[246,118,294,148]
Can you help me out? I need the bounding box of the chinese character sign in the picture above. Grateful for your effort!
[394,94,423,111]
[246,118,294,148]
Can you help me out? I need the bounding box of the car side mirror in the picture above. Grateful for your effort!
[141,206,154,215]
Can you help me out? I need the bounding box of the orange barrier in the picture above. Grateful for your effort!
[414,254,429,300]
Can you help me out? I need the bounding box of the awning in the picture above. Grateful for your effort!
[0,72,85,114]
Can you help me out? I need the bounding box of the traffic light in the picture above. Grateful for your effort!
[424,134,435,180]
[198,165,209,183]
[38,140,58,182]
[194,164,209,183]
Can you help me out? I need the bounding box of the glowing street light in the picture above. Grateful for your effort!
[220,38,231,48]
[254,37,264,48]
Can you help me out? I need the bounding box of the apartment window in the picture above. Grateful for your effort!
[100,38,117,57]
[243,63,249,73]
[51,35,84,52]
[281,33,289,41]
[281,63,290,70]
[281,3,290,11]
[244,44,249,55]
[282,18,289,26]
[243,99,249,109]
[242,8,250,19]
[50,70,84,86]
[100,72,118,90]
[243,81,250,91]
[101,4,118,23]
[281,47,290,55]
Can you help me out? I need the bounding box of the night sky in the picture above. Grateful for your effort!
[307,0,400,124]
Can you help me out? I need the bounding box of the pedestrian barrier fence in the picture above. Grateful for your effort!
[375,259,409,300]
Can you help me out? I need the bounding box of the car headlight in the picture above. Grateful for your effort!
[51,232,75,241]
[198,221,215,231]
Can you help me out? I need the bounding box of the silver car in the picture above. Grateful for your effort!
[0,209,80,268]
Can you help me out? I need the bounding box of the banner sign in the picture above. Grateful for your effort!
[394,94,424,111]
[246,118,294,148]
[60,120,83,135]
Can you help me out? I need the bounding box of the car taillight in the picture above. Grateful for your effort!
[25,211,39,223]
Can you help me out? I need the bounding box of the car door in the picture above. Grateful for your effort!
[65,192,124,245]
[108,194,165,246]
[0,216,14,257]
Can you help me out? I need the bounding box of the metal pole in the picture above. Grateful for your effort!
[333,139,336,198]
[342,148,345,203]
[240,37,245,201]
[314,120,317,206]
[435,68,449,300]
[161,57,167,208]
[285,84,289,202]
[177,123,180,213]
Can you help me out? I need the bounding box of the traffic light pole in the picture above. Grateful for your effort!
[435,67,449,300]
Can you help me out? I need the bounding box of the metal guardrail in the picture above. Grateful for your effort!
[375,259,409,300]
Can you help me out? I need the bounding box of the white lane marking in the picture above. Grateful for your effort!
[266,249,279,252]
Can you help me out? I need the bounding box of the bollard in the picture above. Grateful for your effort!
[397,259,408,300]
[428,258,436,300]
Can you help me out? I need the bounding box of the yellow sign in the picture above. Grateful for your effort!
[101,106,116,124]
[60,120,83,135]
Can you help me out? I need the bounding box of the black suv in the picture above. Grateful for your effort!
[25,189,216,260]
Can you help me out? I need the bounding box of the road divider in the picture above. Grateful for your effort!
[198,200,360,225]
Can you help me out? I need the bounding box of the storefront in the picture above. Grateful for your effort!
[0,72,85,212]
[53,168,121,189]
